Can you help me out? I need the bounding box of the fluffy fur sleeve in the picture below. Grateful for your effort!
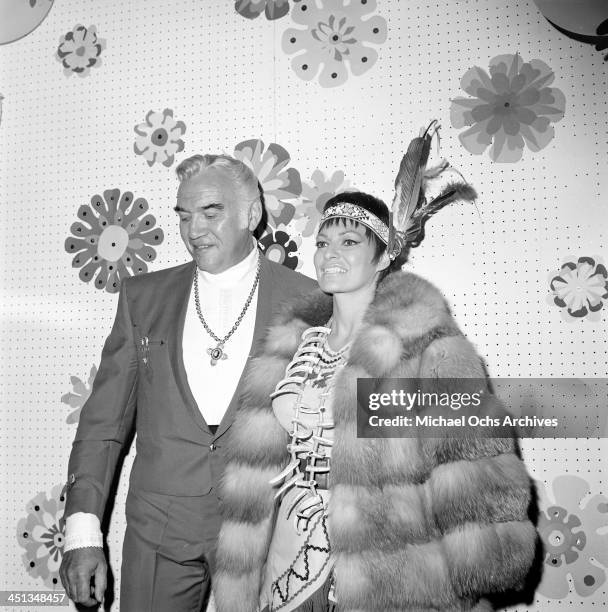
[418,327,537,603]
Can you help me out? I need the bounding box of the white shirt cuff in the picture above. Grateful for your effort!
[64,512,103,551]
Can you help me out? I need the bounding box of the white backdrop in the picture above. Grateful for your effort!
[1,0,607,610]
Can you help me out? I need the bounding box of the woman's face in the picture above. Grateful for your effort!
[314,219,385,295]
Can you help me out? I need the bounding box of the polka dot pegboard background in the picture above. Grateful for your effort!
[1,0,607,609]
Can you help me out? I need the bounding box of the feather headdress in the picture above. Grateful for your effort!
[388,121,477,263]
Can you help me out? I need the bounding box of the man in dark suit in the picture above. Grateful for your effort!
[59,154,316,611]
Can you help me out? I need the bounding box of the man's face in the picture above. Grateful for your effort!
[175,169,257,273]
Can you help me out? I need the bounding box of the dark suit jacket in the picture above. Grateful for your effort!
[65,254,317,520]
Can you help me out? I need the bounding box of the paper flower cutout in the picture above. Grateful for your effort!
[549,256,608,322]
[450,53,566,162]
[259,228,301,269]
[282,0,387,87]
[235,0,290,20]
[294,169,353,237]
[233,139,302,228]
[64,189,164,293]
[536,475,608,599]
[56,24,105,77]
[17,484,66,588]
[134,109,186,167]
[61,365,97,424]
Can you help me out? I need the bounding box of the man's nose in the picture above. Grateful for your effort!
[189,214,209,237]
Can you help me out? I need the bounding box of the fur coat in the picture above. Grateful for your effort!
[213,271,536,612]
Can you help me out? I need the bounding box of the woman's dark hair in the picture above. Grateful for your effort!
[320,191,404,281]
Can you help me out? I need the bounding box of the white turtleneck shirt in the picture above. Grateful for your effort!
[64,246,260,551]
[183,244,259,425]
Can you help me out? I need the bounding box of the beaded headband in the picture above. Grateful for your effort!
[319,203,390,245]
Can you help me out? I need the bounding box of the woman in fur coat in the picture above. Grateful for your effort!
[213,190,536,612]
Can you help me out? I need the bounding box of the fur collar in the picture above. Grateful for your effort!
[264,270,460,373]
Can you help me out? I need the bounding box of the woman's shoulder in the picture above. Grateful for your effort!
[368,270,457,336]
[376,269,451,311]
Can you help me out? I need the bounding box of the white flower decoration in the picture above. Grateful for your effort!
[134,109,186,167]
[56,24,106,78]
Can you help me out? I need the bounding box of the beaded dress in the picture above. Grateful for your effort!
[260,325,350,612]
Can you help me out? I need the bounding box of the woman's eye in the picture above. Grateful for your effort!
[344,239,358,246]
[316,241,327,248]
[179,216,190,223]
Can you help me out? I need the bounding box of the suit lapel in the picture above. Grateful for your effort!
[166,261,213,433]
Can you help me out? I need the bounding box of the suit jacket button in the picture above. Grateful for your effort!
[209,443,216,452]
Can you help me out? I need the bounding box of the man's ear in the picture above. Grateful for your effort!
[248,198,262,231]
[377,251,391,272]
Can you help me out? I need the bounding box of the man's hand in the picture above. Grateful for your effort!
[60,547,107,607]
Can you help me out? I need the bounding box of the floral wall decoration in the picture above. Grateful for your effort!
[450,53,566,163]
[56,24,106,77]
[0,93,3,126]
[292,169,352,237]
[64,188,164,293]
[16,484,66,589]
[548,256,608,322]
[281,0,387,87]
[231,140,356,267]
[61,365,97,425]
[232,139,309,268]
[536,475,608,599]
[235,0,290,20]
[233,138,302,228]
[258,227,302,269]
[134,109,187,168]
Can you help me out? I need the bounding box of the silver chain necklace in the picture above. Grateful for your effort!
[193,255,261,366]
